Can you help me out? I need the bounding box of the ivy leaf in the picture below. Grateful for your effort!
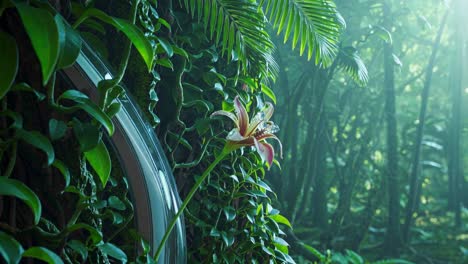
[99,243,127,264]
[75,8,154,71]
[0,31,18,99]
[16,129,55,165]
[49,119,67,141]
[223,206,236,222]
[220,231,235,247]
[84,141,111,187]
[22,247,63,264]
[14,2,59,85]
[0,231,24,264]
[55,15,82,69]
[0,177,42,225]
[268,214,292,229]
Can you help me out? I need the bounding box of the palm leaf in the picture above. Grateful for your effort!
[262,0,344,66]
[337,46,368,86]
[179,0,277,78]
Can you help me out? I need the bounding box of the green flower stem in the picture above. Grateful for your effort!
[153,143,235,261]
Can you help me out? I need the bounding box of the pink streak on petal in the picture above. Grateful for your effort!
[253,138,275,166]
[256,134,283,159]
[234,96,249,135]
[211,110,238,126]
[260,142,275,167]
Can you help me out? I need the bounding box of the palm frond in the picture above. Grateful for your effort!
[337,46,368,86]
[180,0,277,78]
[262,0,344,66]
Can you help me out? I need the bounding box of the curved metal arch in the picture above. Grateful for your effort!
[63,44,186,264]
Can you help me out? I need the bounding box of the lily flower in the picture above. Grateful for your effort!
[211,96,282,167]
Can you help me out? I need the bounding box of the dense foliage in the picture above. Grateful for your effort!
[270,0,467,263]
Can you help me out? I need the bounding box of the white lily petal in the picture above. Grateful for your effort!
[211,110,238,125]
[227,129,248,142]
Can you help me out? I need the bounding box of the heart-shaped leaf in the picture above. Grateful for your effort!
[98,243,127,264]
[55,15,82,69]
[84,141,111,187]
[15,2,59,85]
[73,120,100,152]
[49,119,67,141]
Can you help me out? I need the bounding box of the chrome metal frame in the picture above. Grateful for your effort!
[63,45,186,263]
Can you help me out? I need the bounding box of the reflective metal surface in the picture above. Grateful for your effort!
[63,44,186,264]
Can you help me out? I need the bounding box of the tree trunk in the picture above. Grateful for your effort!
[382,2,402,256]
[402,10,448,243]
[448,0,466,228]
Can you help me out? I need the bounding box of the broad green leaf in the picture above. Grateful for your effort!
[106,102,121,117]
[16,129,55,165]
[223,206,236,222]
[155,58,173,69]
[173,46,189,59]
[300,242,325,261]
[346,249,364,264]
[99,243,127,263]
[84,141,111,187]
[66,223,103,245]
[268,214,292,228]
[67,240,87,261]
[220,232,234,247]
[75,8,154,71]
[108,196,126,211]
[54,15,82,69]
[73,120,100,152]
[158,38,174,57]
[59,90,114,135]
[0,177,42,225]
[372,25,392,44]
[0,231,24,264]
[261,84,277,104]
[22,247,63,264]
[49,119,67,141]
[15,2,59,85]
[52,159,70,187]
[0,31,18,99]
